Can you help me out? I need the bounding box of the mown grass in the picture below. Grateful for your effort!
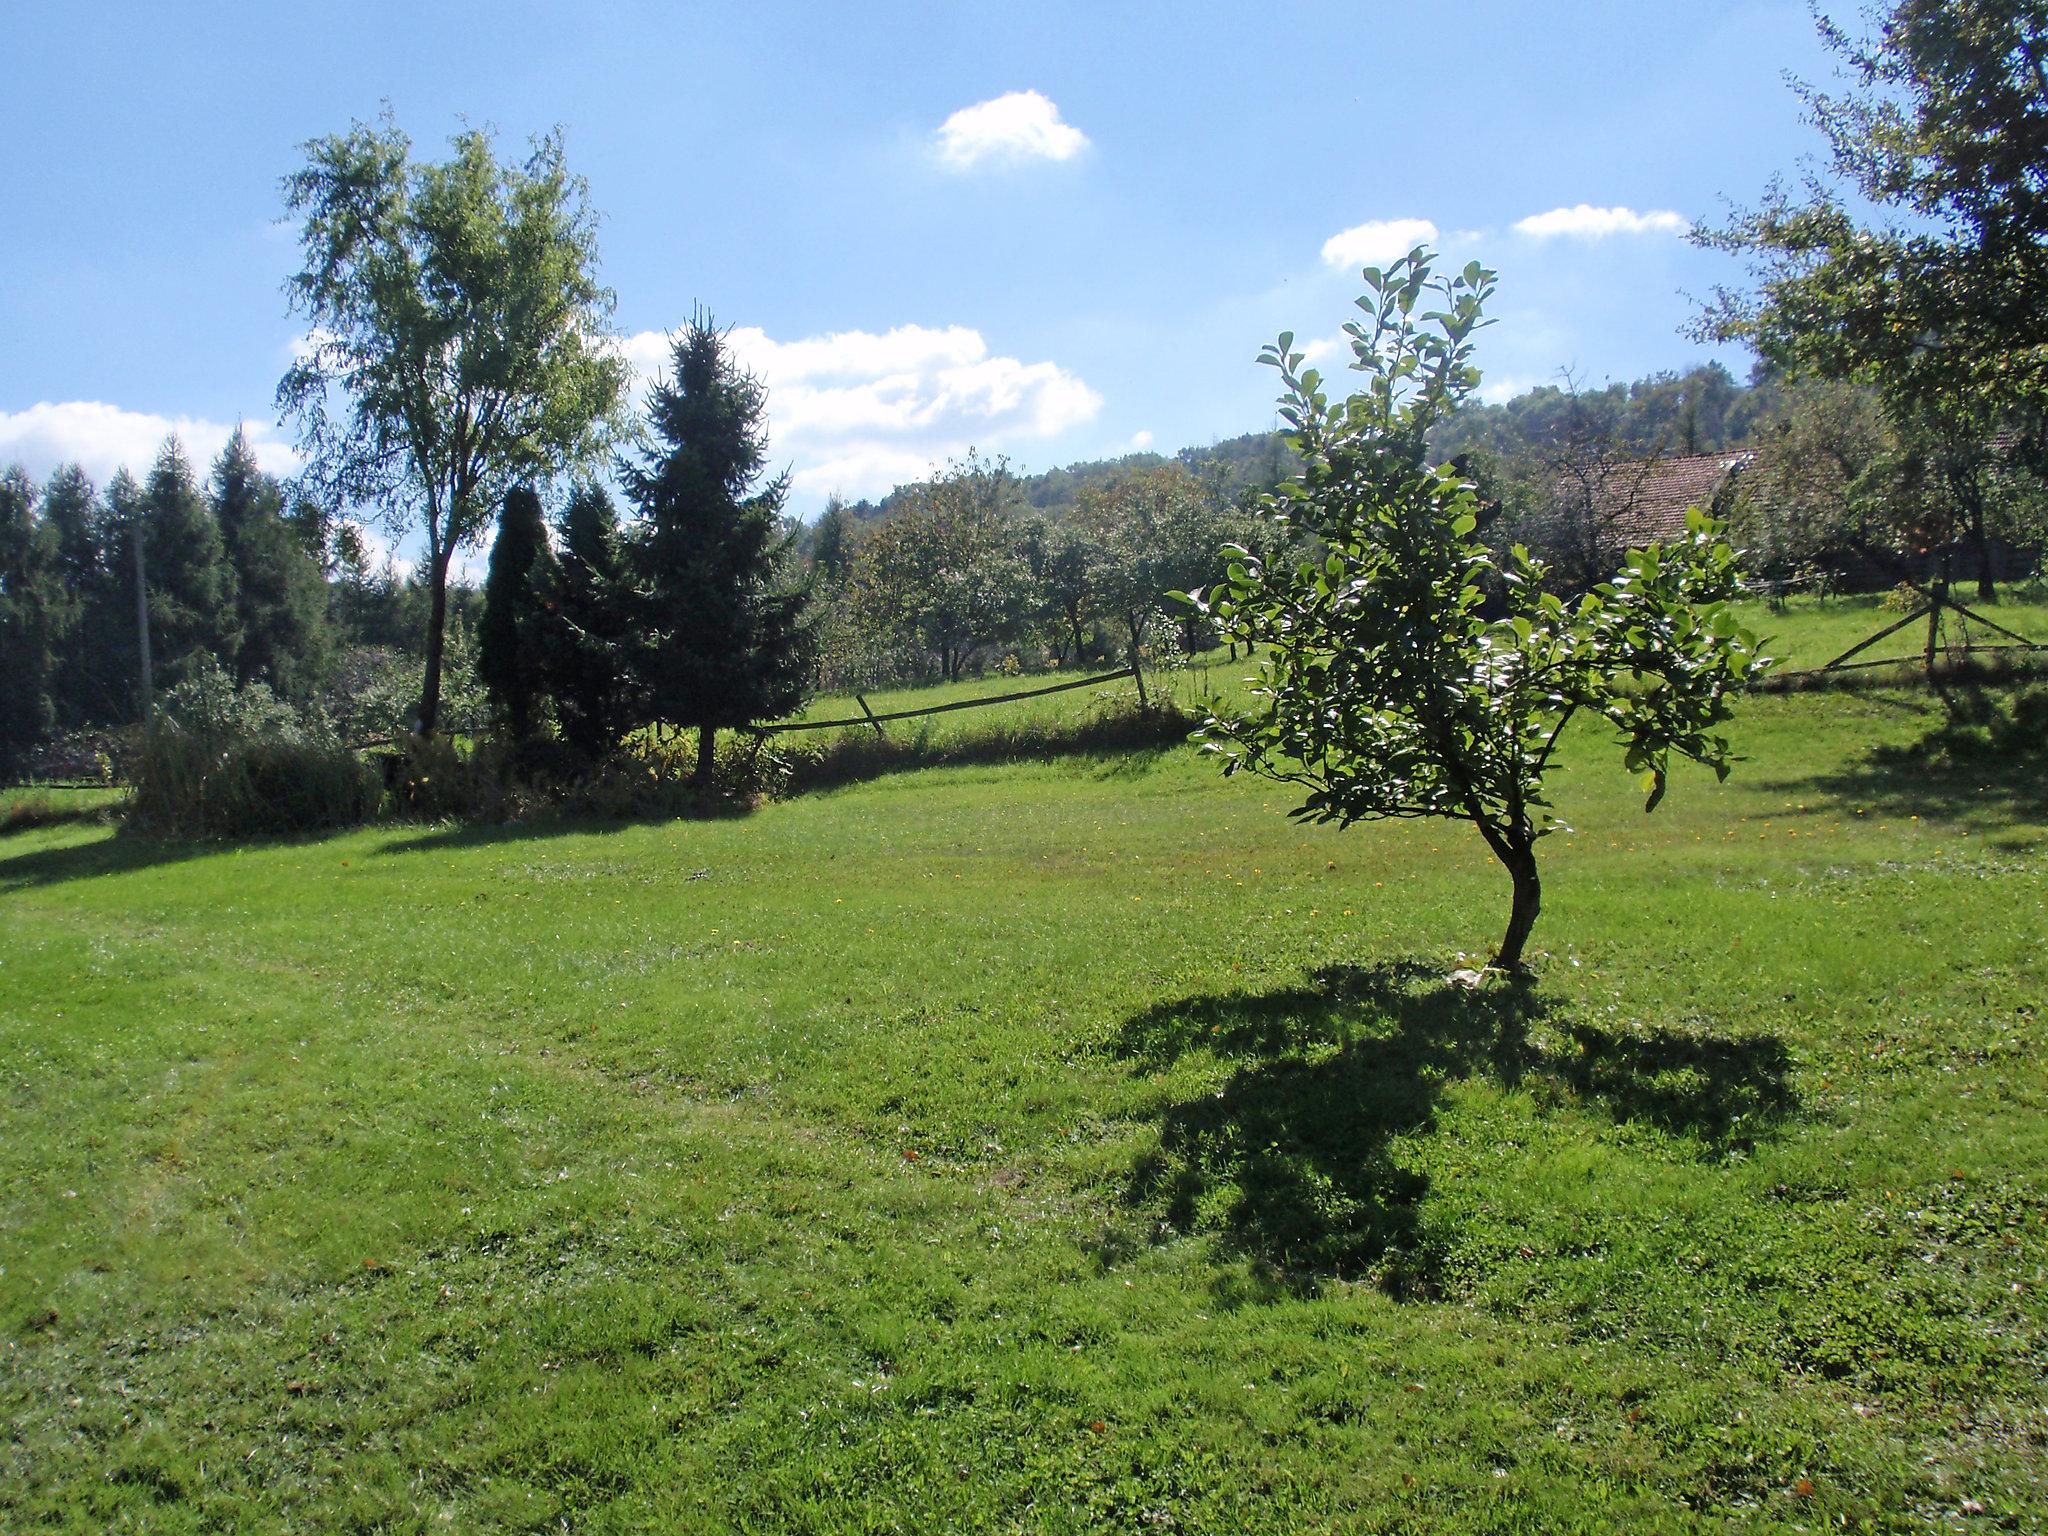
[1732,591,2048,671]
[1,633,2044,1530]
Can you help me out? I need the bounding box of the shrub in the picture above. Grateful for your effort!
[130,730,380,837]
[130,661,382,837]
[385,735,508,823]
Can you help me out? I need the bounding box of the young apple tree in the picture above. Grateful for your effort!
[1183,251,1769,972]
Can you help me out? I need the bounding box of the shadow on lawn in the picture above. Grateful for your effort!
[1766,734,2048,842]
[0,826,240,892]
[1112,962,1793,1296]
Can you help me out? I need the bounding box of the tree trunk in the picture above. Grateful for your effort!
[417,553,450,736]
[695,724,717,787]
[1070,613,1084,665]
[1494,840,1541,973]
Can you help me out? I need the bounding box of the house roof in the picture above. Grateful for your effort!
[1558,450,1755,546]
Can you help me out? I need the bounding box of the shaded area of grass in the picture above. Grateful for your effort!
[782,701,1196,793]
[1116,963,1792,1290]
[0,788,123,838]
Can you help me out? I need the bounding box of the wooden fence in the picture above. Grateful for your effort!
[756,664,1143,737]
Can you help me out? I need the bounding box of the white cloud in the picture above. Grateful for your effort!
[0,401,298,487]
[1298,333,1346,366]
[1320,217,1439,269]
[933,90,1089,171]
[619,322,1103,504]
[1511,205,1687,240]
[1129,429,1154,450]
[1477,375,1541,406]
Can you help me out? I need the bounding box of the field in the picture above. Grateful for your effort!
[3,607,2046,1532]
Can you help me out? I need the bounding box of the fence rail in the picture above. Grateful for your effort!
[757,664,1142,736]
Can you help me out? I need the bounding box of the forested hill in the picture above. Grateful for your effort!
[1428,362,1778,462]
[819,362,1777,534]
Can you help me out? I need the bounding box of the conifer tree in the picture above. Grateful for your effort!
[38,464,122,726]
[622,314,812,784]
[543,484,639,762]
[478,485,554,742]
[135,437,239,681]
[0,468,70,777]
[211,427,330,697]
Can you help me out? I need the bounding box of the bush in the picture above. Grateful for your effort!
[130,730,380,837]
[385,735,509,824]
[130,661,382,837]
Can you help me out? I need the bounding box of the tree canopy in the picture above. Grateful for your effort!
[277,117,627,733]
[1187,252,1769,972]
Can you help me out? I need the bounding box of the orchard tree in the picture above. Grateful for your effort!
[1186,252,1769,973]
[1697,0,2048,597]
[278,117,628,734]
[1076,462,1229,703]
[844,455,1031,682]
[624,314,813,785]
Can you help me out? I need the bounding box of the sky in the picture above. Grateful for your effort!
[1,0,1841,536]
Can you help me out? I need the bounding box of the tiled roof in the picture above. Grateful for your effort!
[1556,450,1755,546]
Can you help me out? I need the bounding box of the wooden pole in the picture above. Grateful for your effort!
[132,522,153,729]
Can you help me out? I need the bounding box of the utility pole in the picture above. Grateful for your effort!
[133,520,153,729]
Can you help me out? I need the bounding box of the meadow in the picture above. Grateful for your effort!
[1,602,2044,1532]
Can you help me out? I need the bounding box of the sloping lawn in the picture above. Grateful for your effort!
[2,687,2043,1532]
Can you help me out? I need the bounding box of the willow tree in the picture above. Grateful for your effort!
[278,118,627,734]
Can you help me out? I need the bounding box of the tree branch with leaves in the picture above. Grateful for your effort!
[1184,251,1770,973]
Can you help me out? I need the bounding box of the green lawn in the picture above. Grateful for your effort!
[2,672,2044,1529]
[1732,591,2048,671]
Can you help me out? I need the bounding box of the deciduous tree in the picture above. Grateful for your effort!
[1187,252,1769,972]
[278,117,627,733]
[1697,0,2048,598]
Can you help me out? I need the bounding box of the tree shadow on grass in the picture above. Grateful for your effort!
[0,827,252,893]
[1112,962,1794,1296]
[784,706,1195,795]
[1762,690,2048,841]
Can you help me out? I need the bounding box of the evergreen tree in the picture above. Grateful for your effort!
[543,484,640,762]
[211,427,331,697]
[38,464,124,727]
[0,467,71,777]
[477,484,554,741]
[102,469,150,720]
[622,314,813,784]
[136,437,239,681]
[809,495,853,583]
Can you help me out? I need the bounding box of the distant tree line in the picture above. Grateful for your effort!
[0,431,479,780]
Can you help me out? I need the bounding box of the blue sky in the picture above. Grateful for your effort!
[1,0,1837,528]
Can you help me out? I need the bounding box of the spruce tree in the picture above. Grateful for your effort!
[211,427,330,697]
[543,484,639,763]
[38,464,122,726]
[477,485,553,742]
[136,437,239,681]
[622,314,812,784]
[0,468,70,778]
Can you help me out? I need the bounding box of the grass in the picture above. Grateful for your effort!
[0,785,126,836]
[2,626,2045,1530]
[1732,590,2048,672]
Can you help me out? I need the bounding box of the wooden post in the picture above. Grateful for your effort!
[132,522,153,729]
[855,694,886,738]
